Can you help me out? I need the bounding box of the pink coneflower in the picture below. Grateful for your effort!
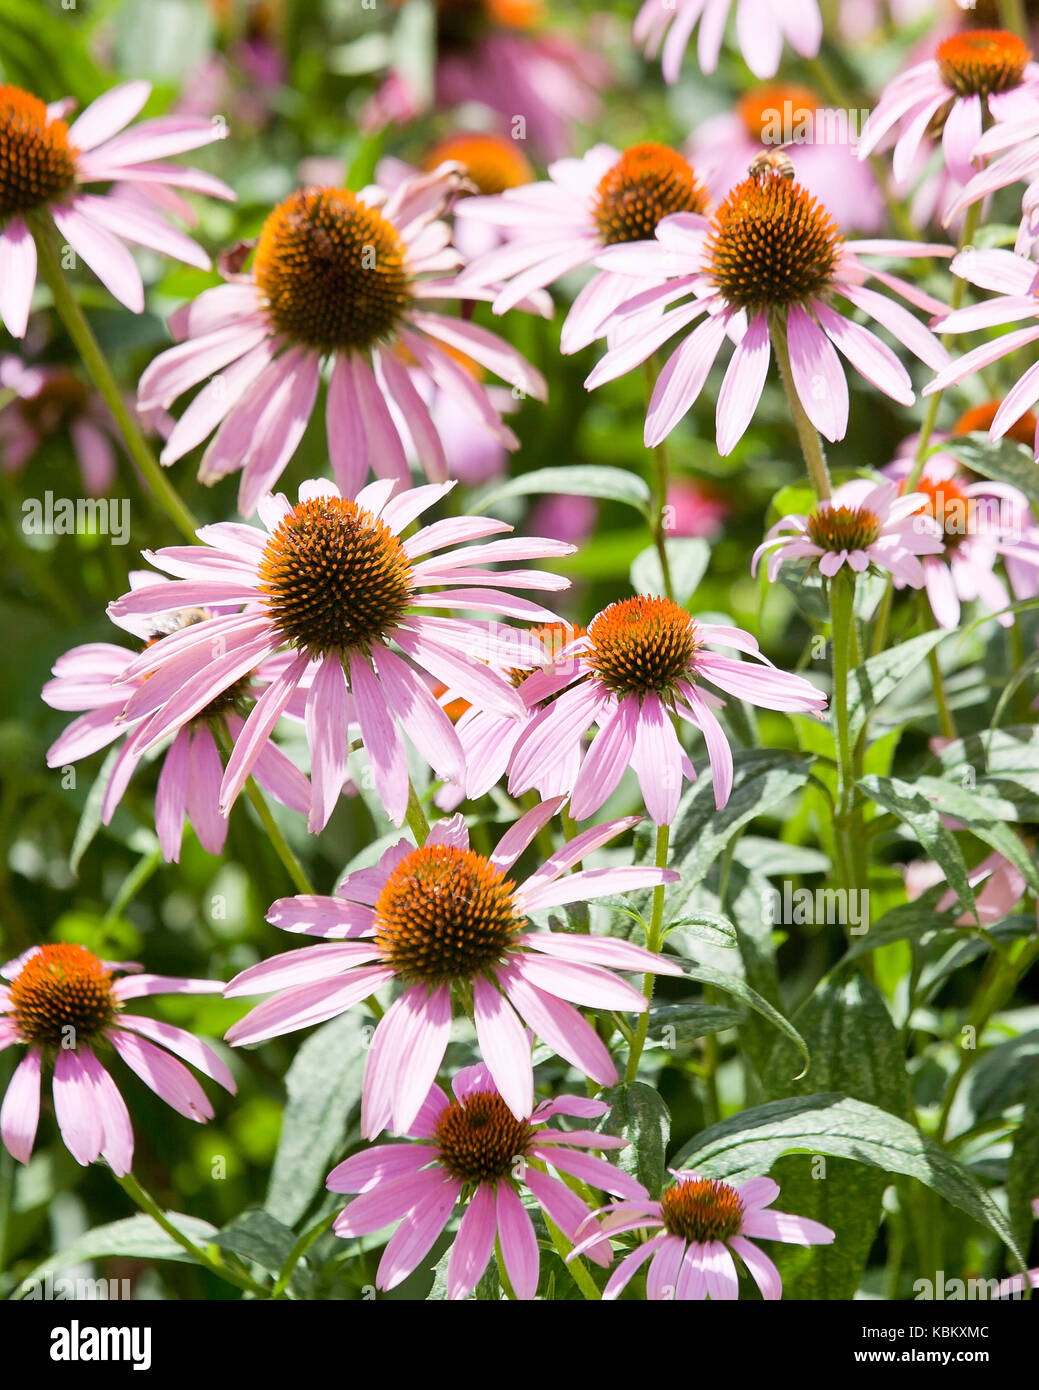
[943,112,1039,252]
[455,142,711,353]
[105,479,574,830]
[508,596,827,823]
[0,80,232,337]
[634,0,822,82]
[377,132,536,265]
[586,172,950,453]
[883,440,1039,628]
[686,84,884,234]
[569,1170,834,1300]
[327,1063,644,1299]
[438,622,587,803]
[42,593,312,863]
[223,799,681,1135]
[362,0,608,162]
[925,248,1039,454]
[0,356,121,494]
[858,30,1039,187]
[136,166,547,514]
[752,478,944,585]
[0,944,233,1173]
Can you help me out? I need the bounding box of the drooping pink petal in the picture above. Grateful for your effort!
[448,1183,498,1299]
[52,1048,104,1165]
[495,1181,540,1299]
[473,976,533,1121]
[107,1030,214,1121]
[1,1046,42,1163]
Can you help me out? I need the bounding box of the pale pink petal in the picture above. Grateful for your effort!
[1,1047,42,1163]
[448,1184,498,1299]
[473,976,533,1121]
[53,1048,104,1165]
[495,1181,540,1299]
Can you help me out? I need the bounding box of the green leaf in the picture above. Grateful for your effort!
[673,1094,1026,1268]
[777,565,831,623]
[666,910,737,948]
[840,887,956,963]
[733,836,831,877]
[472,466,651,518]
[682,961,810,1078]
[847,631,948,743]
[1007,1072,1039,1252]
[630,538,710,604]
[265,1011,369,1227]
[658,751,817,921]
[932,724,1039,820]
[598,1081,671,1197]
[761,975,909,1299]
[645,1002,743,1048]
[947,432,1039,508]
[901,776,1039,894]
[859,775,977,921]
[13,1213,219,1296]
[212,1210,298,1275]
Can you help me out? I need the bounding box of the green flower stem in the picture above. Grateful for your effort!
[405,779,430,845]
[214,721,313,895]
[829,572,871,969]
[103,847,163,924]
[1000,0,1028,39]
[927,645,957,740]
[495,1233,517,1300]
[113,1171,269,1298]
[624,822,670,1083]
[29,215,200,544]
[830,574,856,809]
[543,1211,601,1301]
[243,771,313,896]
[270,1210,337,1299]
[642,358,675,601]
[769,311,833,501]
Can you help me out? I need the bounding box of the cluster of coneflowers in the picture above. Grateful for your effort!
[4,3,1039,1300]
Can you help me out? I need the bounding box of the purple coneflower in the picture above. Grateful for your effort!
[585,170,950,453]
[858,29,1039,187]
[0,80,232,336]
[42,590,311,863]
[223,799,681,1135]
[884,439,1039,628]
[925,248,1039,454]
[634,0,822,82]
[328,1063,643,1299]
[752,478,944,585]
[456,141,711,353]
[136,166,546,514]
[569,1170,835,1300]
[104,478,573,830]
[0,944,233,1173]
[508,595,827,823]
